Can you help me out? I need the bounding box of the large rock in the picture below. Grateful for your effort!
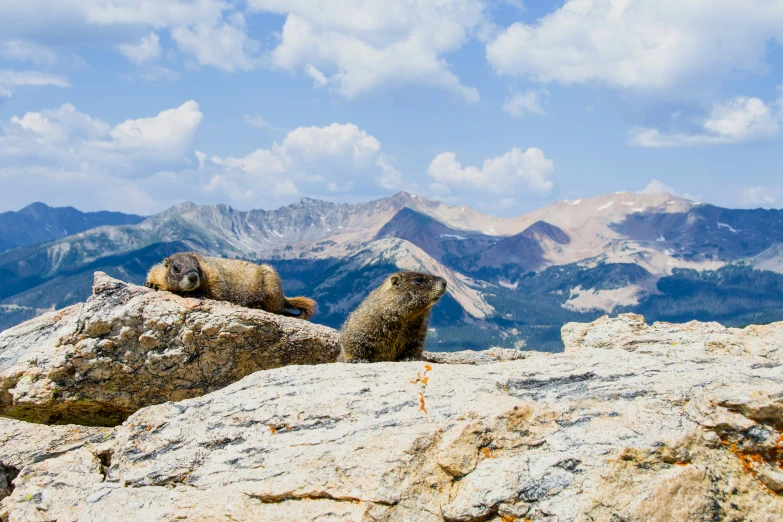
[1,313,782,521]
[0,272,341,426]
[562,312,783,360]
[0,418,111,521]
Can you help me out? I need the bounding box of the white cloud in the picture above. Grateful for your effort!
[304,64,329,88]
[195,150,206,168]
[118,33,162,65]
[247,0,485,101]
[1,1,488,97]
[0,101,201,174]
[427,147,554,197]
[375,154,403,190]
[486,0,783,91]
[209,122,403,200]
[80,0,228,27]
[637,179,703,202]
[0,69,69,97]
[503,90,547,118]
[429,182,451,195]
[89,101,203,165]
[639,180,675,195]
[629,94,782,147]
[0,1,261,74]
[1,40,57,64]
[0,101,204,213]
[244,114,270,128]
[739,187,775,207]
[0,99,408,212]
[170,19,259,72]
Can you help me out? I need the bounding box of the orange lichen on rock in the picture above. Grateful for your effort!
[411,364,432,385]
[419,393,428,415]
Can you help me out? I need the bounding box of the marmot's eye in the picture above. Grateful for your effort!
[415,277,426,284]
[173,265,180,274]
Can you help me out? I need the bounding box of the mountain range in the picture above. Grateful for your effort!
[1,192,782,351]
[0,203,144,254]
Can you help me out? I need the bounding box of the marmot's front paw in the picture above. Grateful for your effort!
[346,358,370,364]
[144,281,160,290]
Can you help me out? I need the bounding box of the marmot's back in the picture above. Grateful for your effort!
[205,258,276,307]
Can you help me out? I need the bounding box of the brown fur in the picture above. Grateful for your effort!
[145,252,316,320]
[339,271,447,362]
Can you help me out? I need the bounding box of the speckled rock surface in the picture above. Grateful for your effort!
[1,313,782,521]
[562,312,783,361]
[0,418,111,521]
[0,272,341,425]
[422,347,529,365]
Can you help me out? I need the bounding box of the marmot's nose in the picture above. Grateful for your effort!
[436,277,447,294]
[187,272,198,283]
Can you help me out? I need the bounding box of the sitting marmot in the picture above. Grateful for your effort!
[339,271,447,362]
[145,252,316,320]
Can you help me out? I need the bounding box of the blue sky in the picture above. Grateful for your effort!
[0,1,781,217]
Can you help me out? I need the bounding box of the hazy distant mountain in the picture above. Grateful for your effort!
[0,202,145,253]
[2,192,783,351]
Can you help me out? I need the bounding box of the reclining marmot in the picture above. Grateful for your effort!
[146,252,316,320]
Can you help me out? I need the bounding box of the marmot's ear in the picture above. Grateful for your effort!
[390,274,401,286]
[163,258,170,268]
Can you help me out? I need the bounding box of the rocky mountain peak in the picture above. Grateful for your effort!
[154,201,199,218]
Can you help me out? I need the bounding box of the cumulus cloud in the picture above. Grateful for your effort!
[0,1,484,98]
[0,69,69,97]
[247,0,484,101]
[0,101,405,213]
[629,94,782,147]
[486,0,783,91]
[739,187,776,207]
[503,90,547,118]
[427,147,554,198]
[91,101,203,165]
[0,101,204,213]
[208,122,403,201]
[0,101,202,173]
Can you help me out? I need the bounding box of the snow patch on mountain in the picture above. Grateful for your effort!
[562,284,645,313]
[718,222,739,233]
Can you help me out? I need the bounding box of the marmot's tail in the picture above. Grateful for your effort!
[283,296,317,320]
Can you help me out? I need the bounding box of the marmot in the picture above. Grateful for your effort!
[339,271,447,362]
[145,252,316,320]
